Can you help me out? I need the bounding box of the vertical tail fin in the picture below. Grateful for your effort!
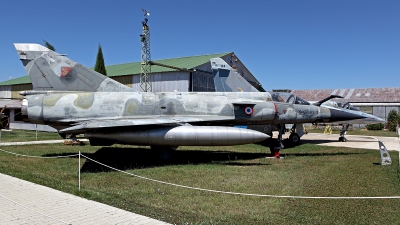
[210,58,259,92]
[14,43,133,92]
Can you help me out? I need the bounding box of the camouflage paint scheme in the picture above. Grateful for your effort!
[15,43,365,147]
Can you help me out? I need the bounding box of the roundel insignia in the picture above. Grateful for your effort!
[244,106,254,116]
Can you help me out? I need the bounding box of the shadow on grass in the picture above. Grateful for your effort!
[256,138,308,150]
[42,152,81,158]
[41,139,366,173]
[66,147,270,173]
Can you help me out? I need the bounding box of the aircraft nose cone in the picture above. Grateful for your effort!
[367,115,385,123]
[328,108,365,123]
[377,117,385,122]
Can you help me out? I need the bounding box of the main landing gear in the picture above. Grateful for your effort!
[62,133,85,145]
[339,124,349,142]
[288,124,302,145]
[270,124,303,158]
[289,132,300,145]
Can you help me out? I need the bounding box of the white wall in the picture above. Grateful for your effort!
[10,122,57,132]
[132,71,190,92]
[0,86,11,98]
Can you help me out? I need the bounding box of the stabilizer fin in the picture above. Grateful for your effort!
[210,58,259,92]
[14,43,133,92]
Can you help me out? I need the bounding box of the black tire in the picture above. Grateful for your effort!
[289,133,300,145]
[339,137,347,142]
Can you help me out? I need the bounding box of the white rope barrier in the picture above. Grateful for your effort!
[0,193,71,225]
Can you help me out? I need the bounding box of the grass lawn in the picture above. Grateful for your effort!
[0,141,399,224]
[0,129,61,142]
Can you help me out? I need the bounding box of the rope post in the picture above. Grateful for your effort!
[79,151,81,191]
[396,126,400,166]
[35,124,38,141]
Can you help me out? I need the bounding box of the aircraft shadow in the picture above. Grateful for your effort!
[72,147,271,173]
[43,152,81,158]
[41,142,365,173]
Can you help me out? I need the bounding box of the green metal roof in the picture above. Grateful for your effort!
[0,76,31,86]
[106,52,231,76]
[0,52,231,86]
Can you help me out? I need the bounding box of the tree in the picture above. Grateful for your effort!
[94,44,107,76]
[387,110,400,132]
[43,40,55,51]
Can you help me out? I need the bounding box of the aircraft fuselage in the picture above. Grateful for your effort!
[22,91,342,130]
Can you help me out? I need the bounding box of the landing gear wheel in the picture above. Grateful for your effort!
[289,133,300,145]
[339,137,347,142]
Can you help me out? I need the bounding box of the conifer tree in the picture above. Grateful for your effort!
[94,44,107,76]
[387,110,400,132]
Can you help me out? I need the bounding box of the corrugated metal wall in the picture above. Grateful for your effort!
[192,72,215,92]
[131,71,190,92]
[11,84,32,99]
[0,86,11,98]
[382,106,399,121]
[358,105,400,122]
[373,106,386,121]
[112,75,133,88]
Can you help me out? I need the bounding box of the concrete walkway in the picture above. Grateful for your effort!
[0,173,170,225]
[296,133,399,151]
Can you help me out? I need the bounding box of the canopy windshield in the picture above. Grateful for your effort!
[270,92,310,105]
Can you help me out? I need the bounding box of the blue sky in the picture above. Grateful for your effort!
[1,0,399,90]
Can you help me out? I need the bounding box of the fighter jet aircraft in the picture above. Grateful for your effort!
[14,43,367,151]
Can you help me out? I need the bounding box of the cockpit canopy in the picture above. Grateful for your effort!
[269,92,310,105]
[322,101,360,111]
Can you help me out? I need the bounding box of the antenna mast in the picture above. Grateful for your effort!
[140,9,151,92]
